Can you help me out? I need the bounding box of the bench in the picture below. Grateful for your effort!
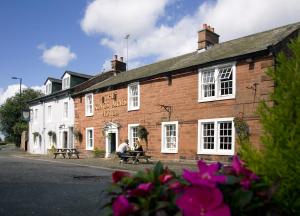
[53,148,79,159]
[120,151,152,164]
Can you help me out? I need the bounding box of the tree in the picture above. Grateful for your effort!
[0,88,43,146]
[241,36,300,214]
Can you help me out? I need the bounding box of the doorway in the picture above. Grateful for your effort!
[105,123,119,158]
[63,131,68,148]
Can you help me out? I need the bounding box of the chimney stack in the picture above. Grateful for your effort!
[111,55,126,72]
[198,24,219,51]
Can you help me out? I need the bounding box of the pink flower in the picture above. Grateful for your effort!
[176,185,230,216]
[128,182,153,197]
[169,180,184,192]
[159,174,173,184]
[112,171,130,183]
[231,156,259,189]
[112,195,134,216]
[183,160,226,187]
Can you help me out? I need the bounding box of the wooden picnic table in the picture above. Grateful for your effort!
[53,148,80,159]
[120,150,151,164]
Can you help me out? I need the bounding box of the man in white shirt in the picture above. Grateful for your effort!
[116,139,129,162]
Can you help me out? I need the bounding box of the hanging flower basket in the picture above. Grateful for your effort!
[137,125,149,143]
[74,130,83,143]
[33,132,39,142]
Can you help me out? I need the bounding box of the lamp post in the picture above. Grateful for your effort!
[11,77,22,118]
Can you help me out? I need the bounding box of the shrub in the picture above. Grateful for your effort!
[93,147,105,158]
[102,158,275,216]
[256,36,300,214]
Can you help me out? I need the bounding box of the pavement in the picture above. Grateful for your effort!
[0,144,197,216]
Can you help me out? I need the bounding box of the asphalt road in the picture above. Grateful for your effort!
[0,146,113,216]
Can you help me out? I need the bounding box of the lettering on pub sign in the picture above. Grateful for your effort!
[95,91,127,117]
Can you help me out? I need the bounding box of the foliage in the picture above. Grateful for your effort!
[255,36,300,214]
[102,157,275,216]
[73,130,83,143]
[92,147,105,158]
[234,117,250,144]
[136,125,149,143]
[48,145,56,154]
[0,88,43,146]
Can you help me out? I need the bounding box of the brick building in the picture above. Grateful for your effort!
[72,22,300,161]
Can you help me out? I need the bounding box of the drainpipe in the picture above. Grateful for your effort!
[43,101,46,154]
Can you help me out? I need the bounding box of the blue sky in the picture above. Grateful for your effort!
[1,0,300,105]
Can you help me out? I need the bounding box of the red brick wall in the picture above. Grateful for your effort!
[74,56,274,161]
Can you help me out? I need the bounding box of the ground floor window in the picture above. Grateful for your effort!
[86,127,94,150]
[198,117,234,155]
[128,124,139,149]
[161,121,178,153]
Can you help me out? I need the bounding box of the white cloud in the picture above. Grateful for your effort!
[81,0,169,38]
[0,85,44,105]
[41,45,77,68]
[81,0,300,64]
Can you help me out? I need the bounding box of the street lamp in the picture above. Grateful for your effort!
[11,77,22,118]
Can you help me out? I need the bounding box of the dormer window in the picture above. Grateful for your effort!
[46,83,52,95]
[62,77,70,90]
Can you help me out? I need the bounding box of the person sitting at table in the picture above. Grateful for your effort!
[116,139,130,162]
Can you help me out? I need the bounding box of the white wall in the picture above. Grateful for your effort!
[28,95,75,154]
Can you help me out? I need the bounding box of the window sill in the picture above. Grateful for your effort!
[128,107,140,112]
[85,113,94,117]
[197,151,234,156]
[198,95,235,103]
[161,150,178,154]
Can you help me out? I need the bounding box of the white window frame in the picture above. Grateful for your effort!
[85,127,94,150]
[47,105,52,122]
[128,123,139,149]
[63,102,69,119]
[46,83,52,95]
[198,117,235,155]
[161,121,179,153]
[198,63,236,102]
[127,82,140,111]
[85,93,94,116]
[62,76,70,90]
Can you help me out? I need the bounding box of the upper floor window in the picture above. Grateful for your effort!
[198,117,235,155]
[128,124,139,149]
[47,105,52,121]
[199,63,236,102]
[34,109,38,120]
[85,93,94,116]
[46,83,52,95]
[128,83,140,111]
[63,102,68,119]
[62,77,70,90]
[161,121,178,153]
[86,127,94,150]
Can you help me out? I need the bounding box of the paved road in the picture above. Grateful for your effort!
[0,146,112,216]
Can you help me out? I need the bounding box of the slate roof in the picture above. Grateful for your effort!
[77,21,300,95]
[43,77,62,85]
[61,71,93,79]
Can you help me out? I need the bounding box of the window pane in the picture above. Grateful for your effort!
[218,66,232,80]
[129,84,139,109]
[219,67,233,96]
[130,126,138,147]
[219,122,232,150]
[203,123,214,150]
[202,70,215,98]
[165,124,176,150]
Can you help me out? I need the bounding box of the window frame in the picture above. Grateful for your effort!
[198,117,235,155]
[63,101,69,119]
[85,93,94,116]
[198,63,236,102]
[62,76,70,90]
[85,127,94,150]
[127,82,140,111]
[46,83,52,95]
[161,121,179,154]
[128,123,139,149]
[47,105,52,122]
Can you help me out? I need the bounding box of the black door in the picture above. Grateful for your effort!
[110,133,116,153]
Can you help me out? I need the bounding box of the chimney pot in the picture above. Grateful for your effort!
[120,57,123,62]
[114,55,118,60]
[203,23,207,29]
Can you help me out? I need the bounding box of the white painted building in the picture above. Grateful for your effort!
[28,72,93,154]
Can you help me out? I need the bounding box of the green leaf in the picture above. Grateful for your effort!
[153,161,164,177]
[234,190,253,207]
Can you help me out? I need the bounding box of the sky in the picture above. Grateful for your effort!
[1,0,300,106]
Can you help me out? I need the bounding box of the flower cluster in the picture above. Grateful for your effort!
[102,156,273,216]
